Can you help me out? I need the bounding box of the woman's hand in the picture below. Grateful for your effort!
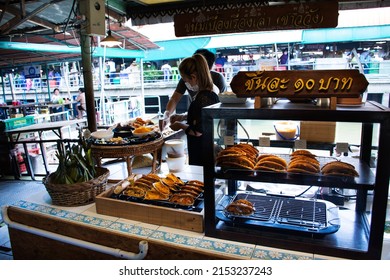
[169,121,187,131]
[170,113,187,123]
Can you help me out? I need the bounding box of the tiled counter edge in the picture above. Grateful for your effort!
[7,198,326,260]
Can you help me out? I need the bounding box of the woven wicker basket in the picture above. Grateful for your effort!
[43,167,110,206]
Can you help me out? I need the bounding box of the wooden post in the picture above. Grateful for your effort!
[330,97,337,110]
[79,30,97,132]
[254,97,261,109]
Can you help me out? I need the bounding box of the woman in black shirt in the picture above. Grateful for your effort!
[169,54,220,166]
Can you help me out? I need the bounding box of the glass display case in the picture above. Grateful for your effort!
[202,100,390,259]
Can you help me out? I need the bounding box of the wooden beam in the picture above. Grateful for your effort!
[0,1,61,35]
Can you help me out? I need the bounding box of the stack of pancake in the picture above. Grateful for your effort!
[216,146,359,178]
[215,143,258,170]
[321,161,359,177]
[287,150,320,174]
[254,154,287,172]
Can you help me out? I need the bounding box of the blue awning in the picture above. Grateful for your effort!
[143,37,211,61]
[302,25,390,43]
[141,26,390,61]
[204,30,303,49]
[0,41,145,58]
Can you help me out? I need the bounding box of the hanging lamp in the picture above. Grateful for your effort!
[100,0,122,47]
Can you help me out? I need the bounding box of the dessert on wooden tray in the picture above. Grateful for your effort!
[112,173,204,207]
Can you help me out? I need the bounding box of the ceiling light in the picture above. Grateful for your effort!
[101,30,122,47]
[100,0,122,47]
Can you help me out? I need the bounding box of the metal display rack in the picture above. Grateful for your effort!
[202,100,390,259]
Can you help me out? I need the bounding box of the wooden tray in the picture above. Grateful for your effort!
[95,180,204,233]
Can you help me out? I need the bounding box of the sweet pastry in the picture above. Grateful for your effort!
[113,180,130,195]
[176,189,199,198]
[288,150,320,174]
[117,173,205,206]
[144,189,169,200]
[186,180,204,187]
[166,173,185,186]
[225,199,255,216]
[321,160,359,177]
[132,117,153,128]
[235,199,253,208]
[291,149,317,158]
[234,143,259,159]
[169,194,195,206]
[290,155,319,165]
[289,158,320,172]
[217,147,247,157]
[254,154,287,172]
[152,181,170,196]
[257,155,287,168]
[134,180,152,191]
[255,161,287,172]
[287,161,320,174]
[216,144,259,170]
[181,184,203,194]
[257,154,276,161]
[142,173,161,182]
[136,177,154,186]
[216,154,256,169]
[123,187,146,198]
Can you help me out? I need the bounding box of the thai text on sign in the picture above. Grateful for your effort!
[230,70,368,98]
[174,1,338,37]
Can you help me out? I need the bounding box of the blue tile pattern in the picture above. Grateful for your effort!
[13,200,114,229]
[10,200,314,259]
[252,247,312,260]
[198,238,254,258]
[108,222,155,237]
[150,230,202,247]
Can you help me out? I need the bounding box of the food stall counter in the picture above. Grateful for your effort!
[2,164,326,260]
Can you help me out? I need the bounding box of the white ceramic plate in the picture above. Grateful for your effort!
[91,130,114,140]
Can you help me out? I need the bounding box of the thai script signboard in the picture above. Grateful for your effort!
[230,69,368,98]
[174,1,338,37]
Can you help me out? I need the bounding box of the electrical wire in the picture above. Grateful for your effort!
[216,119,250,143]
[63,0,78,35]
[295,185,316,198]
[237,119,250,142]
[332,188,357,199]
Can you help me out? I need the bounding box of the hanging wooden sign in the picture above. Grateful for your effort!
[174,1,338,37]
[230,69,368,98]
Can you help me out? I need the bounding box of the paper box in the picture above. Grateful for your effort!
[300,121,336,143]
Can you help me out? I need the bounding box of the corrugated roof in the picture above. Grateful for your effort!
[0,0,159,68]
